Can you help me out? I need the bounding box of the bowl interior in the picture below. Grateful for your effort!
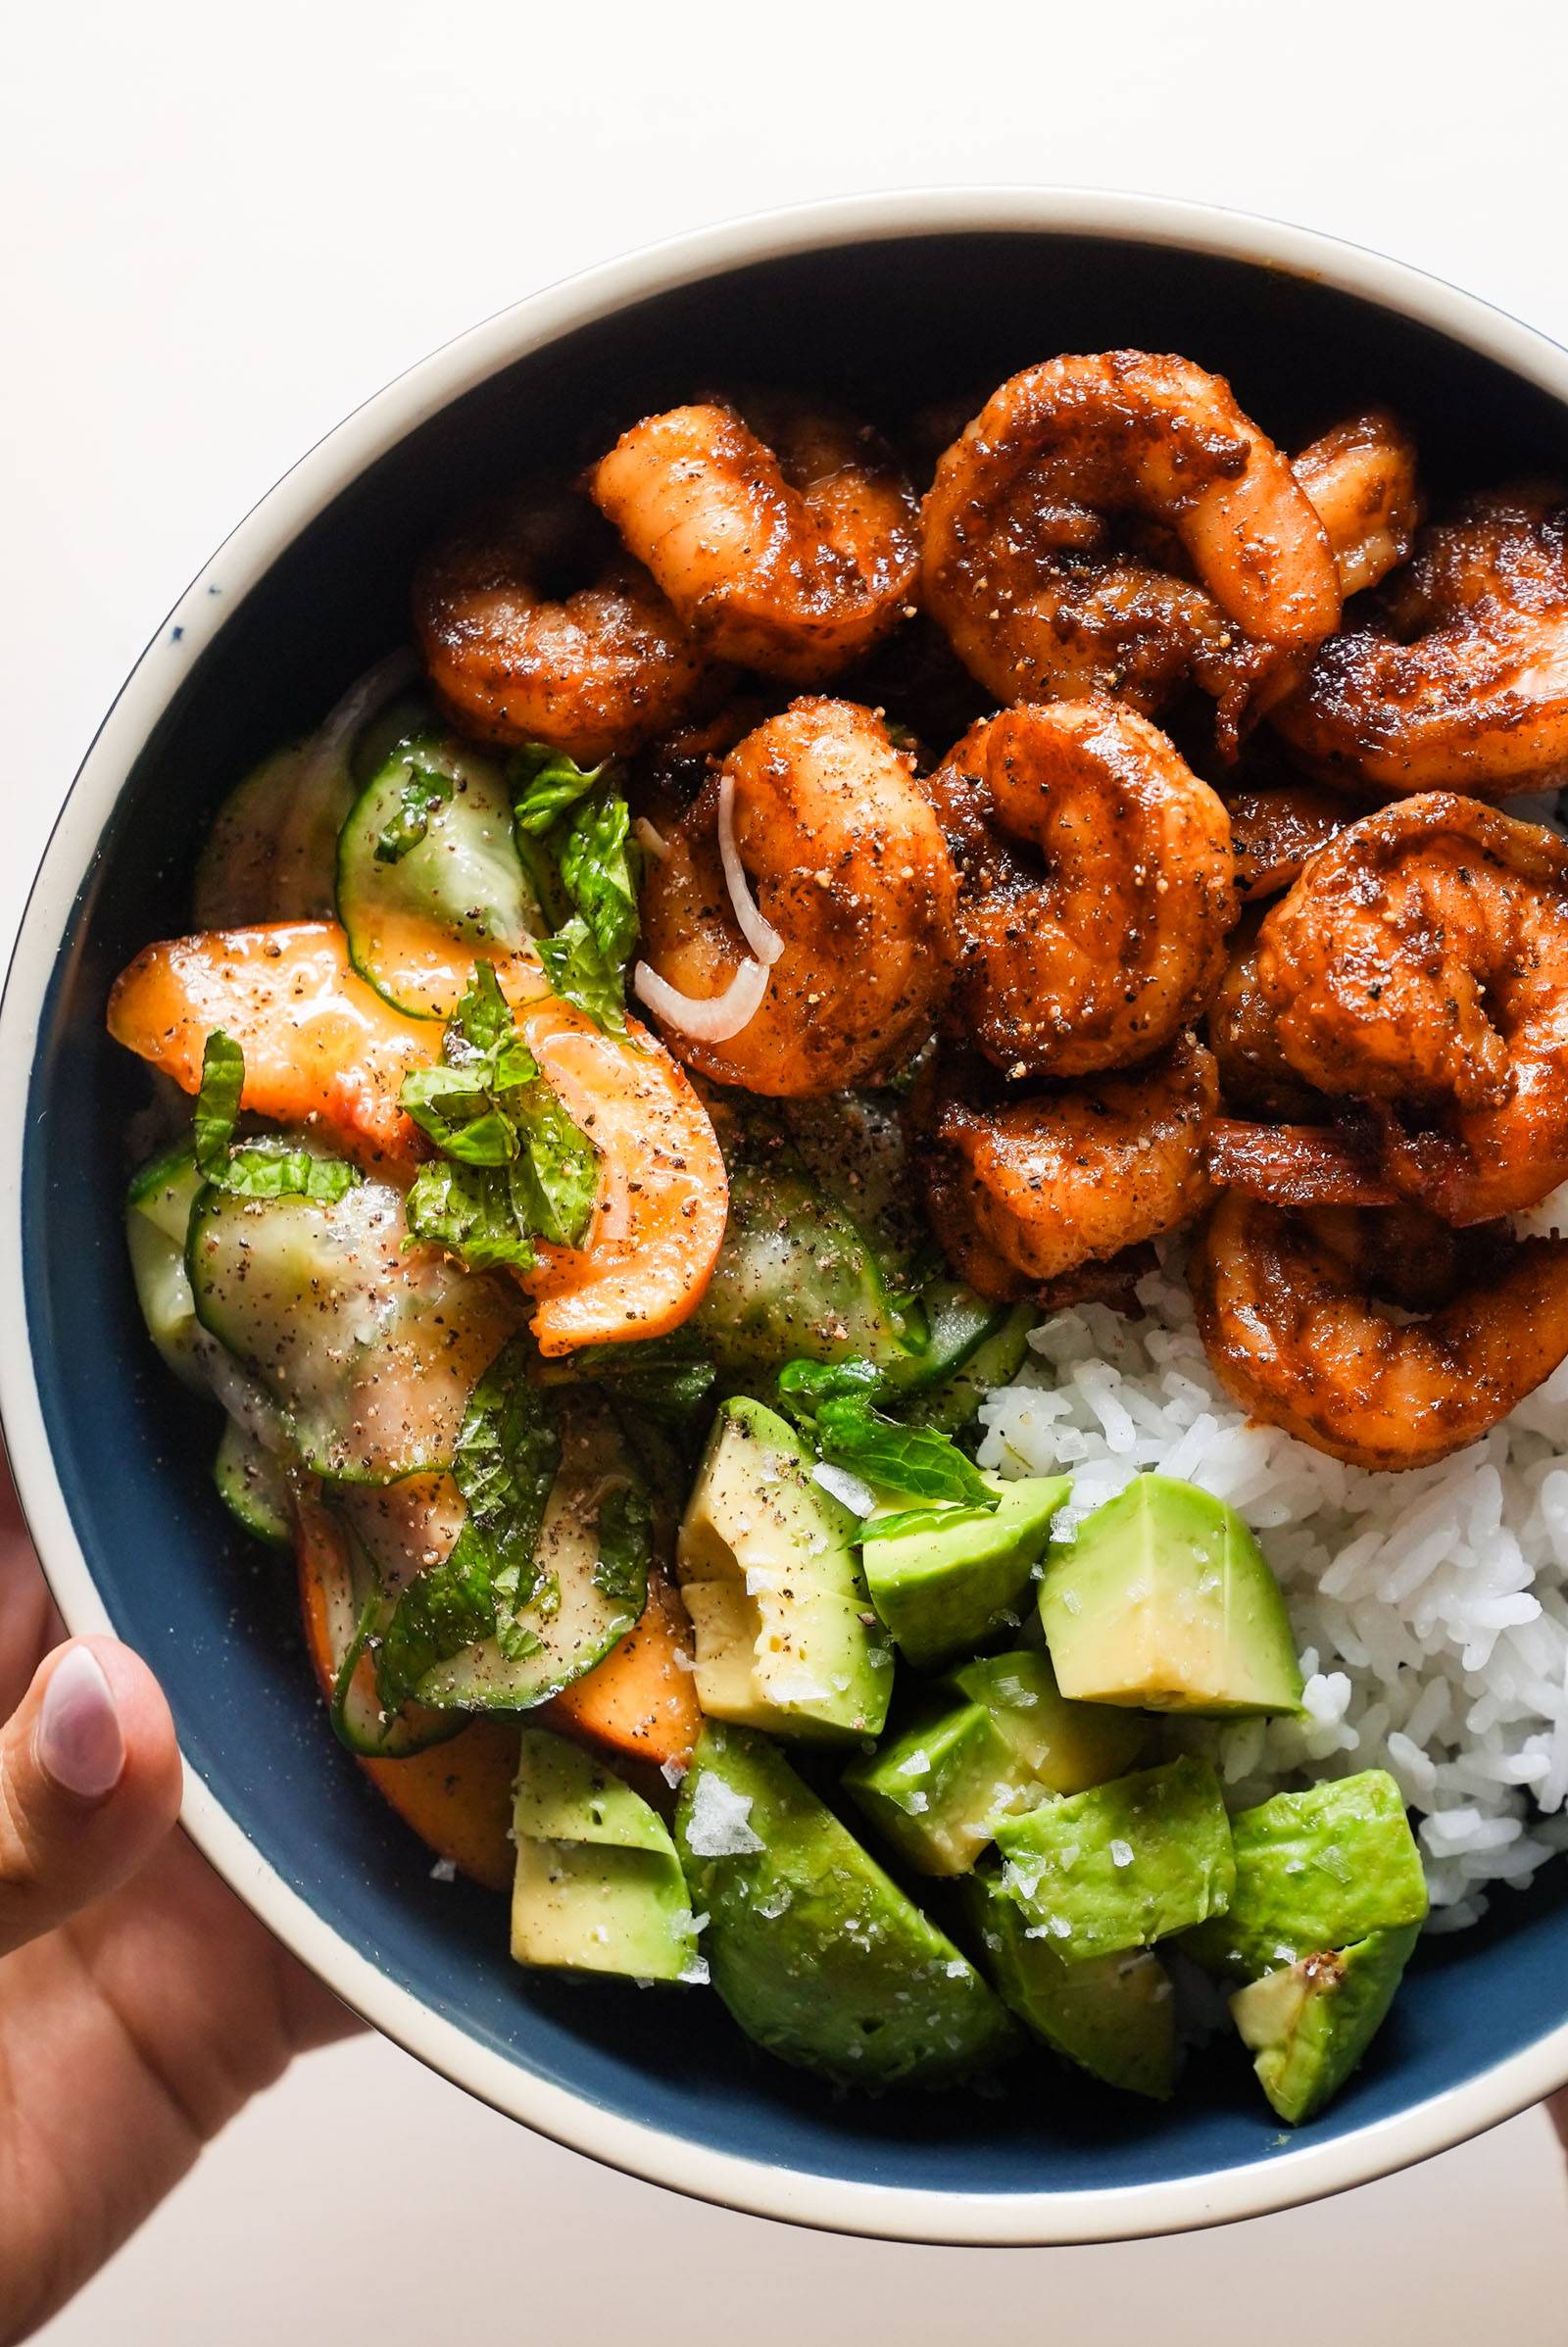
[23,224,1568,2211]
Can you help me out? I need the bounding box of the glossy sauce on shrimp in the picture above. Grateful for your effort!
[921,351,1342,735]
[1256,792,1568,1221]
[635,697,956,1095]
[1272,493,1568,794]
[591,398,919,683]
[414,489,712,762]
[932,698,1237,1079]
[1192,1192,1568,1471]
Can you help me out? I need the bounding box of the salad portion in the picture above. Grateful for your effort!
[113,346,1557,2130]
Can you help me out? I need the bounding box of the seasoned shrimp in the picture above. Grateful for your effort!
[1191,1191,1568,1470]
[1225,777,1353,902]
[1206,920,1323,1119]
[1272,493,1568,794]
[634,697,957,1095]
[921,352,1342,734]
[932,698,1237,1079]
[590,398,919,683]
[911,1032,1216,1300]
[1256,792,1568,1221]
[1292,410,1422,601]
[414,489,713,763]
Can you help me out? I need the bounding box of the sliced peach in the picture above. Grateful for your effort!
[516,1000,727,1353]
[543,1573,701,1770]
[109,921,726,1348]
[108,921,541,1166]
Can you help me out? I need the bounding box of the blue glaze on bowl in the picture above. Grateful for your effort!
[17,217,1568,2225]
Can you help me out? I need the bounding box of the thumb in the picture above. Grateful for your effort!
[0,1637,183,1956]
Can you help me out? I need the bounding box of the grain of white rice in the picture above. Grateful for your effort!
[977,1229,1568,1929]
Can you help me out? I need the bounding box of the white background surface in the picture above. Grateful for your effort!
[9,1,1568,2336]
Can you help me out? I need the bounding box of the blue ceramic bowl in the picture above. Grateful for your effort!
[7,191,1568,2243]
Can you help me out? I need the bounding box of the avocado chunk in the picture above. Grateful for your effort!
[992,1754,1235,1964]
[1231,1923,1420,2124]
[844,1652,1147,1876]
[1183,1769,1428,1983]
[862,1474,1070,1672]
[966,1869,1177,2099]
[511,1728,700,1983]
[1039,1474,1303,1716]
[674,1722,1015,2087]
[677,1396,893,1742]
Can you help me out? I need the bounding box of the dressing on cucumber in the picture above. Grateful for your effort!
[187,1178,520,1482]
[337,736,542,1018]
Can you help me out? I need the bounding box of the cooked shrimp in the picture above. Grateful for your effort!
[1204,1119,1396,1207]
[911,1032,1217,1300]
[1191,1190,1568,1470]
[635,697,957,1095]
[590,398,919,682]
[1256,792,1568,1221]
[1272,493,1568,794]
[1207,917,1330,1120]
[1292,410,1422,601]
[414,489,712,763]
[931,699,1237,1079]
[921,352,1342,735]
[1225,778,1354,902]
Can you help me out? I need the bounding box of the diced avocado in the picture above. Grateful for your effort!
[1231,1923,1420,2124]
[674,1723,1015,2088]
[845,1652,1148,1876]
[1039,1475,1303,1717]
[993,1754,1235,1964]
[966,1869,1177,2099]
[950,1650,1149,1790]
[676,1396,893,1742]
[510,1728,699,1983]
[1183,1770,1428,1983]
[862,1475,1070,1672]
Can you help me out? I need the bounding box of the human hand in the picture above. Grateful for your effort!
[0,1467,356,2343]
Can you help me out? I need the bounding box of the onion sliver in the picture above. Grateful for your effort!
[633,815,670,862]
[717,772,784,966]
[632,955,770,1043]
[305,648,419,788]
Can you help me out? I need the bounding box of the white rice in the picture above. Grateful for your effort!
[976,1237,1568,1933]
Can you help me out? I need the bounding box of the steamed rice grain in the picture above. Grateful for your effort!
[978,1243,1568,1931]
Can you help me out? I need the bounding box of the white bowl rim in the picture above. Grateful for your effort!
[6,183,1568,2247]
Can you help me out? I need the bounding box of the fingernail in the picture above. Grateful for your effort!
[35,1647,125,1801]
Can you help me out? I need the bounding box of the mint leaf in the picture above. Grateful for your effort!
[593,1480,653,1607]
[813,1395,999,1510]
[561,794,640,969]
[373,763,452,863]
[375,1339,560,1707]
[776,1356,885,1423]
[511,745,607,835]
[398,961,599,1271]
[537,918,629,1038]
[194,1030,359,1202]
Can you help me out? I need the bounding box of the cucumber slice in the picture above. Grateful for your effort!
[898,1301,1036,1436]
[126,1148,208,1387]
[696,1161,922,1379]
[295,1498,464,1758]
[336,737,540,1019]
[881,1281,1009,1398]
[193,652,418,928]
[187,1179,520,1483]
[214,1419,294,1546]
[416,1399,653,1712]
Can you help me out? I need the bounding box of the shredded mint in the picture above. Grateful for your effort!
[510,748,642,1037]
[373,762,453,864]
[194,1031,360,1202]
[375,1339,560,1707]
[593,1480,654,1607]
[774,1354,999,1513]
[401,963,600,1272]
